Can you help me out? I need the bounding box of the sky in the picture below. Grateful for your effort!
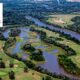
[67,0,80,2]
[2,0,80,2]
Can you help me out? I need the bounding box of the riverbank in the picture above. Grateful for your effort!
[2,27,76,79]
[3,37,70,80]
[33,14,80,33]
[0,25,79,79]
[1,40,60,80]
[31,26,80,68]
[26,16,80,41]
[29,26,80,78]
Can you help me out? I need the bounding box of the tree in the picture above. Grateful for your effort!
[45,76,52,80]
[30,49,45,61]
[10,28,21,37]
[42,77,45,80]
[0,77,2,80]
[0,32,6,40]
[24,66,28,72]
[9,71,15,80]
[9,60,14,68]
[0,59,5,68]
[22,43,35,52]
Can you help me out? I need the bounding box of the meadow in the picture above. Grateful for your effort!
[43,14,80,28]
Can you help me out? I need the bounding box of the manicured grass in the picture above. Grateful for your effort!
[43,14,80,28]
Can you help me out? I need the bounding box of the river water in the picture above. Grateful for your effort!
[26,16,80,41]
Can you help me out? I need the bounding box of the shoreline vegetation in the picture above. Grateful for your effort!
[3,38,71,80]
[22,43,45,62]
[25,15,80,45]
[0,41,57,80]
[1,28,74,80]
[0,25,80,79]
[31,14,80,33]
[30,27,80,76]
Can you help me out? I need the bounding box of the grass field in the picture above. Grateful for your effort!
[44,14,80,28]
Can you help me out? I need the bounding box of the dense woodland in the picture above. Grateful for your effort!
[3,11,34,26]
[68,16,80,33]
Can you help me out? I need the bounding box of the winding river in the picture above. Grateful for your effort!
[3,27,80,79]
[26,16,80,41]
